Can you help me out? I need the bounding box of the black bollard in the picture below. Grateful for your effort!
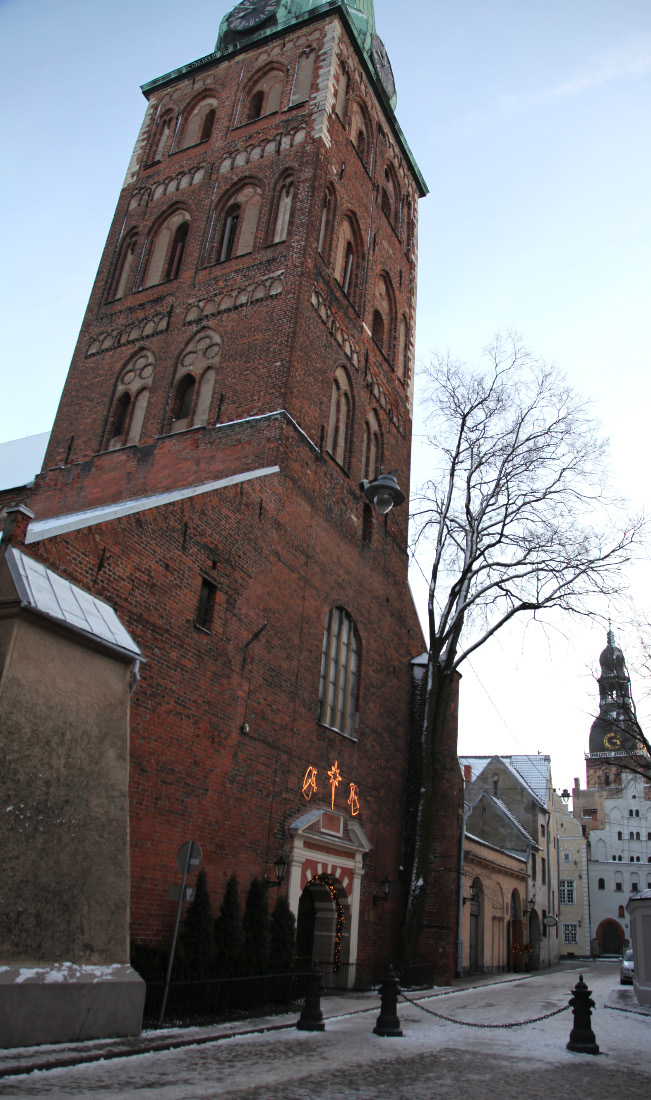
[567,974,600,1054]
[373,964,403,1036]
[296,961,326,1031]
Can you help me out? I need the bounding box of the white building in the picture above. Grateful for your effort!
[572,630,651,954]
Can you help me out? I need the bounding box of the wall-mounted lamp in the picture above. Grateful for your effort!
[264,854,288,890]
[359,471,405,516]
[372,874,392,906]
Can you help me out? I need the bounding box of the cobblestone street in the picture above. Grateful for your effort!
[2,963,649,1099]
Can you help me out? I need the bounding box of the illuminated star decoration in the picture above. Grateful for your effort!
[328,760,342,809]
[347,783,360,816]
[302,766,318,801]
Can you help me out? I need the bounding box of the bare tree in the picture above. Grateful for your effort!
[406,333,644,959]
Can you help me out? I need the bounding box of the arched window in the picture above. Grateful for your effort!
[318,186,335,257]
[327,367,353,469]
[171,375,196,431]
[371,310,384,350]
[618,830,623,840]
[381,164,399,226]
[180,98,218,149]
[148,112,174,164]
[350,101,371,169]
[335,64,348,121]
[319,606,359,738]
[361,411,381,481]
[109,232,138,301]
[208,184,263,264]
[167,329,222,433]
[372,273,396,361]
[242,68,283,123]
[397,315,408,381]
[166,221,188,280]
[291,50,314,104]
[248,90,264,121]
[272,177,294,243]
[143,210,190,287]
[220,204,240,261]
[105,351,154,450]
[111,392,131,441]
[334,215,362,305]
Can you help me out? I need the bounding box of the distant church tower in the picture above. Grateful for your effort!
[15,3,462,978]
[586,629,640,787]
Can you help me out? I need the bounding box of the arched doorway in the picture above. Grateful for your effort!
[295,874,349,979]
[469,878,483,972]
[598,919,624,955]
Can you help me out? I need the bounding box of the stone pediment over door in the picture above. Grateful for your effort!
[286,807,371,974]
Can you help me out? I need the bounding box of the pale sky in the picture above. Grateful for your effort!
[1,0,650,795]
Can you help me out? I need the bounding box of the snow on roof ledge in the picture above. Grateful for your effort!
[25,465,281,544]
[4,547,141,659]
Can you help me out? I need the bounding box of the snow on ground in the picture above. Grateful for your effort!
[1,963,649,1099]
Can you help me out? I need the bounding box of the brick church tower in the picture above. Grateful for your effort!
[14,1,461,978]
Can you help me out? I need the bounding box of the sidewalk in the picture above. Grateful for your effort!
[0,960,602,1081]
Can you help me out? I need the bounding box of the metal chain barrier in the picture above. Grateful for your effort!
[400,989,570,1029]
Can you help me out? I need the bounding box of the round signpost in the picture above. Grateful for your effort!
[160,840,203,1025]
[177,841,202,875]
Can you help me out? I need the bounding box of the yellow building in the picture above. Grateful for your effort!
[461,833,530,974]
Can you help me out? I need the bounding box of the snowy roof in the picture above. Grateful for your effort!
[460,754,550,809]
[490,796,539,848]
[465,832,528,864]
[509,755,551,805]
[0,432,50,492]
[4,546,141,659]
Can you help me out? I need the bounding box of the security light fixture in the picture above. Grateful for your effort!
[359,471,405,516]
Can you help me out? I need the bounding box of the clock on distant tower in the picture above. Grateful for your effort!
[604,732,622,750]
[228,0,280,33]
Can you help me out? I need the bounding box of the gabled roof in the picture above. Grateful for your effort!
[460,754,550,809]
[490,795,539,849]
[3,547,141,660]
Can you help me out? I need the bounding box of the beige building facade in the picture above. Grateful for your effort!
[461,834,529,974]
[554,793,590,957]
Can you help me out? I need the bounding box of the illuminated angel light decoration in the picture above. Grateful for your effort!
[347,782,360,816]
[328,760,342,810]
[302,765,318,801]
[311,873,345,971]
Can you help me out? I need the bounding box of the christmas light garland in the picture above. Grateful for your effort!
[311,873,345,972]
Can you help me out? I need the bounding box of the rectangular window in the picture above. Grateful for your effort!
[541,857,546,885]
[540,824,545,838]
[531,853,537,881]
[196,577,216,630]
[563,924,578,945]
[615,882,623,892]
[559,879,575,905]
[563,852,571,863]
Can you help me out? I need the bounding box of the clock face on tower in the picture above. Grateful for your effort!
[227,0,280,33]
[370,33,396,101]
[604,732,622,750]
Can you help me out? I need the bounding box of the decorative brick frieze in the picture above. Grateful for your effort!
[86,308,172,356]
